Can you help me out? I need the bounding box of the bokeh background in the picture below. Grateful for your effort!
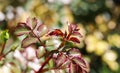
[0,0,120,73]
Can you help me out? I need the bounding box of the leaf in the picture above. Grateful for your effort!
[36,46,46,58]
[48,29,64,37]
[17,22,31,30]
[69,62,82,73]
[31,18,38,29]
[54,52,67,67]
[26,18,33,29]
[68,23,77,33]
[14,27,30,36]
[68,48,81,57]
[37,24,48,37]
[68,48,89,73]
[26,17,40,30]
[22,36,38,48]
[73,57,86,68]
[17,22,26,27]
[69,37,80,43]
[73,31,83,37]
[14,23,30,36]
[69,63,75,73]
[72,57,89,73]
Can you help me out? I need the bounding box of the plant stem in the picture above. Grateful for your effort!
[0,42,6,55]
[36,55,52,73]
[0,49,12,60]
[66,33,71,40]
[36,40,66,73]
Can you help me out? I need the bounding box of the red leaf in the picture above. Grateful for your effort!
[72,57,89,73]
[68,23,77,33]
[17,22,26,27]
[73,31,83,37]
[54,52,67,67]
[48,29,64,37]
[17,22,30,29]
[69,37,80,43]
[69,62,75,73]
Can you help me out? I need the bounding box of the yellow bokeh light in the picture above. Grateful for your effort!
[108,34,120,48]
[95,41,110,55]
[102,50,117,62]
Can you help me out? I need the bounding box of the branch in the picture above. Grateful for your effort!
[0,42,6,55]
[36,40,66,73]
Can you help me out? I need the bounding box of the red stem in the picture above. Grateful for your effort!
[36,55,52,73]
[66,33,71,40]
[36,40,66,73]
[0,49,12,60]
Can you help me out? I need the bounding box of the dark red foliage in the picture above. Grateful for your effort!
[14,17,89,73]
[68,23,78,33]
[53,48,89,73]
[48,29,64,37]
[69,37,80,43]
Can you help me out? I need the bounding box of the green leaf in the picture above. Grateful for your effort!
[49,59,54,68]
[22,36,38,48]
[69,37,80,43]
[36,46,46,58]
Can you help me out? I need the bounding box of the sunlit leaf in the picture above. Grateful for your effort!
[37,24,48,37]
[69,37,80,43]
[22,36,38,48]
[36,46,46,58]
[14,27,30,36]
[48,29,64,37]
[68,48,81,57]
